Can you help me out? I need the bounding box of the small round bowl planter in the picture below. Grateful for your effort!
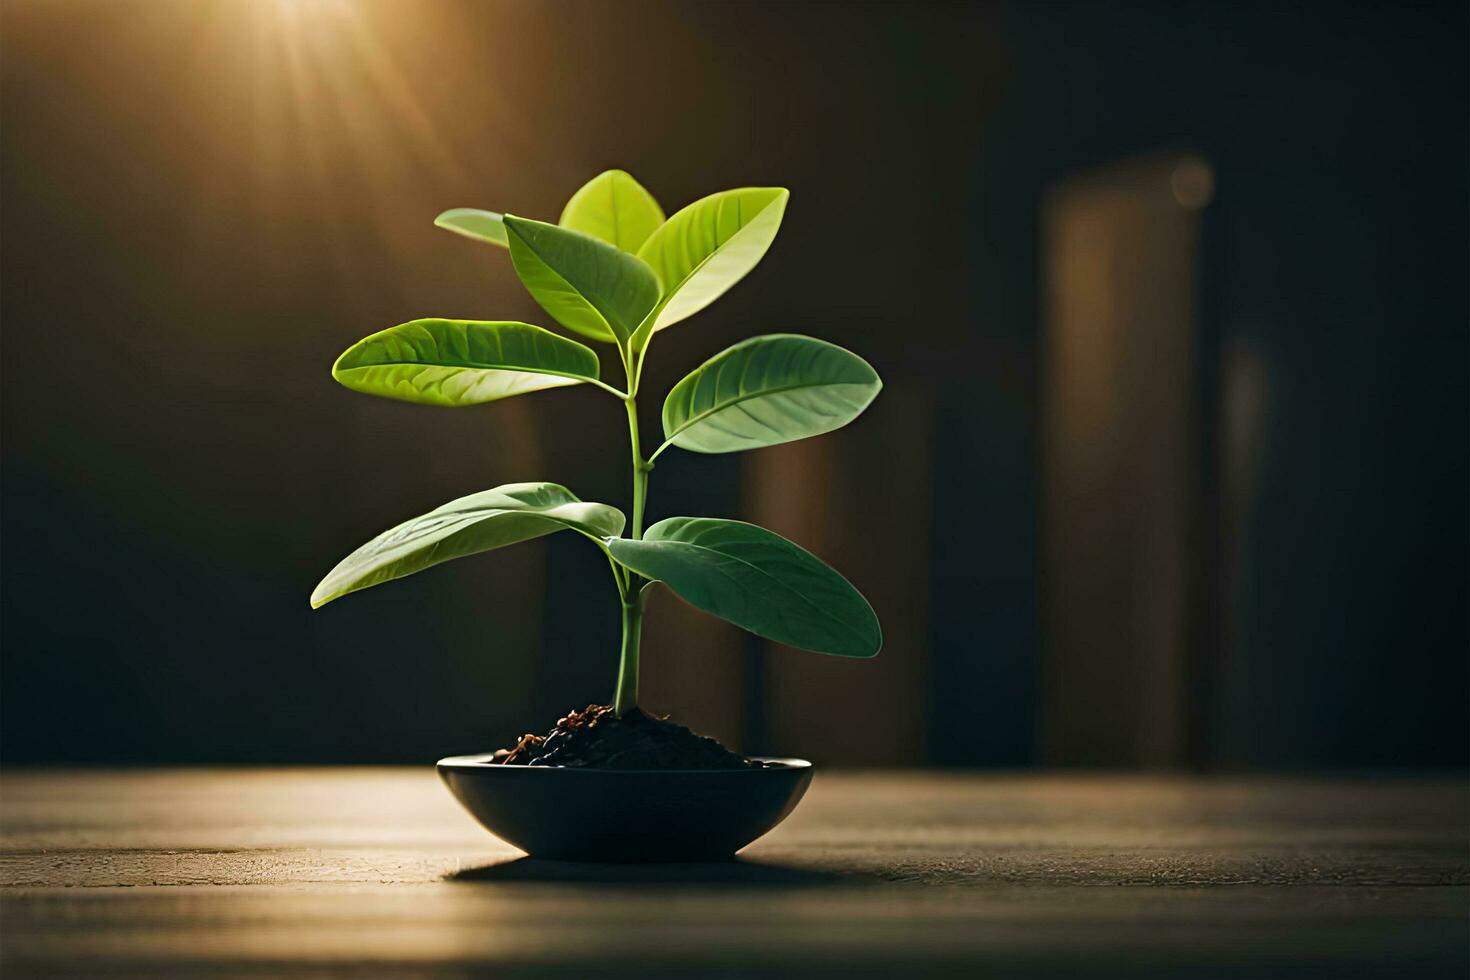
[437,755,814,862]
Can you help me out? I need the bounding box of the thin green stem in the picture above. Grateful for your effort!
[625,399,649,540]
[612,592,645,716]
[586,378,631,400]
[604,549,629,599]
[611,343,652,716]
[633,335,652,391]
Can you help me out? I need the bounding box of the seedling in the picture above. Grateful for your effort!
[311,170,882,718]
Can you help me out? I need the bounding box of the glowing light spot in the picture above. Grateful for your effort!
[1171,157,1215,209]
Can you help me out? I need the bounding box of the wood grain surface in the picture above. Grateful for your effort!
[1,769,1464,977]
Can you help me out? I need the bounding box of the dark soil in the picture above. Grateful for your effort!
[493,704,758,770]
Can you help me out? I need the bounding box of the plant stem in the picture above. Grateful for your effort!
[612,593,644,716]
[625,398,649,540]
[612,347,652,716]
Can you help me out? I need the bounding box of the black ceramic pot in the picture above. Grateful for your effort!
[437,755,814,862]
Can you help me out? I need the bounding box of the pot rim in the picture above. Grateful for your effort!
[437,754,812,774]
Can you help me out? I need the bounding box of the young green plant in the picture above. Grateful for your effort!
[311,170,882,716]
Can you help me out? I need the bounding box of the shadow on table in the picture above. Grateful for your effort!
[447,857,877,887]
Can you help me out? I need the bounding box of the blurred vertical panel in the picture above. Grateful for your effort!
[748,388,934,765]
[639,595,747,751]
[1039,153,1213,768]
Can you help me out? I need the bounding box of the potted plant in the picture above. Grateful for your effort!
[311,170,882,861]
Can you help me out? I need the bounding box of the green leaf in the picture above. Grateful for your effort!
[661,334,882,455]
[434,208,508,247]
[559,170,665,254]
[633,187,789,347]
[312,483,625,608]
[608,517,880,658]
[332,319,601,407]
[504,215,661,346]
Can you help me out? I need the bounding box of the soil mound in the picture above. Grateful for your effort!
[494,704,756,770]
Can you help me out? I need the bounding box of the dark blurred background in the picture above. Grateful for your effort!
[2,0,1465,768]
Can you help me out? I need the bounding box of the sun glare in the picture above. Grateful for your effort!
[172,0,479,301]
[270,0,355,23]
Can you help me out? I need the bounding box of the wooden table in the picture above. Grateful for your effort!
[1,769,1464,978]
